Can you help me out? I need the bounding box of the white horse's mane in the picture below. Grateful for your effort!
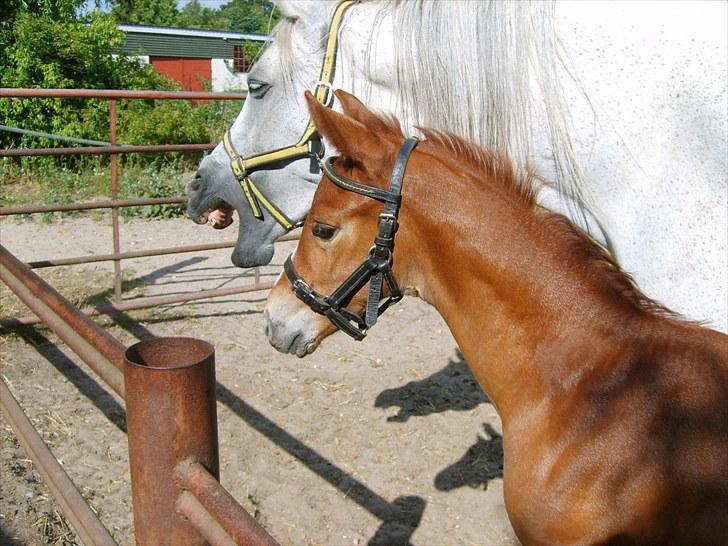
[274,0,591,214]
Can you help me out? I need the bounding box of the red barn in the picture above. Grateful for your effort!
[117,25,267,92]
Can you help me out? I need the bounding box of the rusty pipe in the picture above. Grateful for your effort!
[176,460,280,546]
[176,491,237,546]
[0,379,118,546]
[124,337,218,546]
[0,143,216,157]
[0,245,125,396]
[1,281,275,328]
[0,88,245,100]
[0,196,187,216]
[26,240,237,268]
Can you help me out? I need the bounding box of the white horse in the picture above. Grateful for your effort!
[186,0,727,332]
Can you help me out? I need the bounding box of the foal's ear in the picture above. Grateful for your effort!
[334,90,397,136]
[306,91,393,166]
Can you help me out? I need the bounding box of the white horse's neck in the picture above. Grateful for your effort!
[278,1,586,196]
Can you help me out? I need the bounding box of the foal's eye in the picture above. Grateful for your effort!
[312,221,337,240]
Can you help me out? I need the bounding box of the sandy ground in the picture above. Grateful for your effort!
[0,215,516,546]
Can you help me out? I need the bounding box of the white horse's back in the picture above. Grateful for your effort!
[384,0,727,329]
[552,1,727,330]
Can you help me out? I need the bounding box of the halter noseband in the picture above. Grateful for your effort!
[222,0,357,232]
[284,137,419,341]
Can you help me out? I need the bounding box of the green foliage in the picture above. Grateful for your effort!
[0,2,175,153]
[109,0,180,27]
[118,161,188,220]
[177,0,279,33]
[121,97,241,146]
[104,0,279,33]
[0,157,189,220]
[0,0,264,221]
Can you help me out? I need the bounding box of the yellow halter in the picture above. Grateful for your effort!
[222,0,357,231]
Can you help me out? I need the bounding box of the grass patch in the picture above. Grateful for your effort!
[0,157,190,220]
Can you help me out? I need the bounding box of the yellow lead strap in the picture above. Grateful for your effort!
[221,0,357,230]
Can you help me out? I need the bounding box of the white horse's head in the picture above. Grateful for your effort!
[186,1,345,267]
[185,0,575,270]
[187,2,330,267]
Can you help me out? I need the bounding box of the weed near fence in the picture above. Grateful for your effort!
[1,158,189,220]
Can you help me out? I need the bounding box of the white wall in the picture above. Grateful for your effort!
[211,59,247,92]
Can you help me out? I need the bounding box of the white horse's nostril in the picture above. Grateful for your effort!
[192,211,209,225]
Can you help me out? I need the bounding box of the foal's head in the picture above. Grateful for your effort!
[265,90,410,356]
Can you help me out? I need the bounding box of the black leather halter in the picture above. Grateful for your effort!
[283,137,419,340]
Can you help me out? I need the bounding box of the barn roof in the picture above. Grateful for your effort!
[117,24,267,59]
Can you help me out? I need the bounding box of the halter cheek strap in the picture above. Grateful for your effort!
[284,137,419,340]
[221,0,357,232]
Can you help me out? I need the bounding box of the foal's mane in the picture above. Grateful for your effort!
[412,128,676,319]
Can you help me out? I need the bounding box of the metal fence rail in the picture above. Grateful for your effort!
[0,88,289,543]
[0,380,119,546]
[0,87,262,311]
[0,243,280,545]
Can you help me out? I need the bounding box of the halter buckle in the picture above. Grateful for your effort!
[313,81,335,108]
[292,278,311,292]
[231,156,247,179]
[308,137,326,161]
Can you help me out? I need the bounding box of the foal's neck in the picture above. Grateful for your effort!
[397,154,644,421]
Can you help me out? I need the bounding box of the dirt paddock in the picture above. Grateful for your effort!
[0,216,516,546]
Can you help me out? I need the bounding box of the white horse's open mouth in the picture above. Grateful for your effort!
[186,180,235,229]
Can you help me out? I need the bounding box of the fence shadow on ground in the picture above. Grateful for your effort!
[108,294,426,546]
[13,328,127,433]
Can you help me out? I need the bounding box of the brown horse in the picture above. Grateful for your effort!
[264,90,728,545]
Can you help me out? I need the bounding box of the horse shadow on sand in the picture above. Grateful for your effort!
[374,350,489,422]
[375,351,504,492]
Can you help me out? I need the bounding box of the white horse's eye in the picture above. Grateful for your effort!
[247,79,271,99]
[312,221,338,240]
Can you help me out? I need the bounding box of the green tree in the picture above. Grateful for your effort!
[109,0,181,26]
[219,0,277,33]
[0,0,175,153]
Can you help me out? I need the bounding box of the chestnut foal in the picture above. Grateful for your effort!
[265,90,728,545]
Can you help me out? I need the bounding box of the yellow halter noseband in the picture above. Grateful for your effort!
[222,0,357,231]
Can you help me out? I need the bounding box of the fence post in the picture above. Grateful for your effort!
[124,337,218,546]
[109,99,122,303]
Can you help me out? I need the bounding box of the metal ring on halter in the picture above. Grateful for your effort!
[368,245,392,263]
[314,81,335,108]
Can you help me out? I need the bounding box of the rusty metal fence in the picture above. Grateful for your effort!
[0,88,288,544]
[0,244,280,545]
[0,88,284,325]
